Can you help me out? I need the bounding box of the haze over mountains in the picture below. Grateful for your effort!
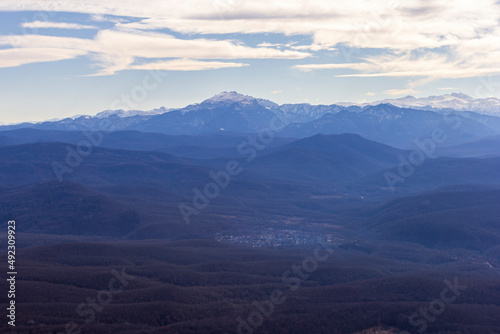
[365,92,500,116]
[3,91,500,149]
[1,92,499,241]
[1,91,499,333]
[2,91,500,237]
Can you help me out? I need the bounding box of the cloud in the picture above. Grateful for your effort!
[1,0,497,50]
[257,42,297,48]
[90,30,309,60]
[102,0,498,53]
[1,0,499,79]
[20,21,98,30]
[87,53,135,76]
[0,31,309,60]
[270,89,283,94]
[129,59,249,71]
[294,44,500,79]
[365,92,376,96]
[0,47,87,68]
[0,29,310,75]
[89,14,128,24]
[383,88,418,96]
[293,63,374,72]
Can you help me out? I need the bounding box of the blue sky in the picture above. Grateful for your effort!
[1,0,500,124]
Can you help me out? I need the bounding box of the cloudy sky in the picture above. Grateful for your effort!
[1,0,500,123]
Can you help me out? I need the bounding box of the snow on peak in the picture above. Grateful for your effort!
[94,108,170,119]
[203,91,267,106]
[364,93,500,116]
[199,91,278,109]
[206,91,252,103]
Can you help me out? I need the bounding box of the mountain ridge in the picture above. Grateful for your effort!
[1,91,500,148]
[6,91,500,126]
[362,92,500,116]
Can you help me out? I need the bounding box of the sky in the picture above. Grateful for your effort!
[1,0,500,124]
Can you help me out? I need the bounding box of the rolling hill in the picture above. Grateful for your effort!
[366,188,500,250]
[248,134,406,184]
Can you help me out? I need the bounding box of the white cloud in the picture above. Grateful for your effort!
[1,0,497,50]
[270,90,283,94]
[89,14,128,23]
[257,42,297,48]
[293,63,374,72]
[1,0,499,79]
[0,47,87,68]
[294,45,500,79]
[20,21,98,30]
[91,30,309,60]
[0,30,310,75]
[87,53,135,76]
[130,59,249,71]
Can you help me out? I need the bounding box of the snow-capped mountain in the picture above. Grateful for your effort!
[280,103,498,148]
[367,93,500,116]
[180,91,279,114]
[205,91,277,107]
[133,92,282,135]
[1,91,500,148]
[94,107,172,119]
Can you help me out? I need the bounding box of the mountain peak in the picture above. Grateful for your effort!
[200,91,278,109]
[205,91,255,104]
[450,92,472,100]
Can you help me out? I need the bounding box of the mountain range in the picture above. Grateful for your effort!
[2,91,500,149]
[364,92,500,116]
